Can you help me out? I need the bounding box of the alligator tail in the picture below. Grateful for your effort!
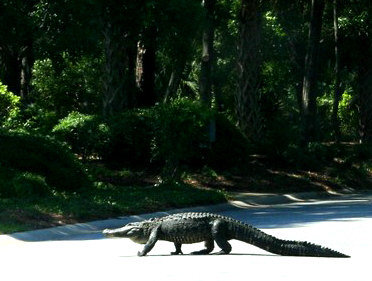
[232,223,350,258]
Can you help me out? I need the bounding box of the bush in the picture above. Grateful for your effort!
[18,103,59,134]
[282,142,338,170]
[104,110,153,167]
[53,112,109,159]
[206,114,251,170]
[0,130,91,191]
[31,55,102,117]
[51,110,153,167]
[0,81,20,127]
[151,98,213,180]
[0,167,50,198]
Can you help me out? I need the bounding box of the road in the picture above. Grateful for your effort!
[0,193,371,281]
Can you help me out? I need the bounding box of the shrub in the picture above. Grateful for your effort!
[104,110,153,167]
[0,130,91,191]
[19,103,59,134]
[53,112,109,159]
[31,55,102,117]
[0,167,50,198]
[151,98,213,180]
[0,81,20,127]
[206,114,251,170]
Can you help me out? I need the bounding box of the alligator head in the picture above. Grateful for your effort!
[103,222,149,244]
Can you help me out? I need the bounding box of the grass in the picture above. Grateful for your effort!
[0,182,226,234]
[1,142,372,234]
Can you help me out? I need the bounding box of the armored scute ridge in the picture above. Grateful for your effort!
[103,212,350,257]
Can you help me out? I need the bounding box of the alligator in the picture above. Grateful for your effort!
[103,212,349,257]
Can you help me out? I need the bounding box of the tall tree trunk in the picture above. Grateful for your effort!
[235,0,263,141]
[125,42,137,109]
[136,26,157,107]
[358,69,372,144]
[20,42,34,100]
[357,7,372,144]
[200,0,216,107]
[2,50,21,95]
[301,0,325,144]
[200,0,217,143]
[163,59,185,103]
[102,19,127,117]
[274,3,307,117]
[331,0,342,142]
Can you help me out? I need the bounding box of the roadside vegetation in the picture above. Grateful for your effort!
[1,1,372,233]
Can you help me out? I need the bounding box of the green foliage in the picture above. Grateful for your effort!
[0,82,20,127]
[282,142,338,170]
[0,130,91,191]
[0,167,50,198]
[31,54,102,117]
[207,114,251,170]
[338,89,358,139]
[151,98,213,181]
[19,103,59,134]
[53,112,109,159]
[104,110,153,167]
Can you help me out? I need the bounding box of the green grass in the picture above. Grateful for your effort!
[0,182,227,234]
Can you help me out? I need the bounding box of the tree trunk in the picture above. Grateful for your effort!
[274,3,307,117]
[20,42,34,100]
[200,0,217,144]
[301,0,325,144]
[125,42,137,109]
[200,0,216,107]
[102,19,127,117]
[235,0,263,141]
[358,69,372,143]
[136,26,157,107]
[163,60,185,103]
[2,50,21,95]
[357,10,372,144]
[331,0,342,142]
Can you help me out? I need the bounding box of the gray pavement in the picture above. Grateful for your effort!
[0,191,371,280]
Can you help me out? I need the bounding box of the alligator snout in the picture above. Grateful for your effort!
[102,228,115,237]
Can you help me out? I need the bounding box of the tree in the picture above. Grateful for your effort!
[200,0,217,144]
[200,0,216,107]
[136,24,158,107]
[301,0,325,144]
[0,0,36,98]
[356,3,372,143]
[235,0,263,141]
[99,1,143,116]
[331,0,343,141]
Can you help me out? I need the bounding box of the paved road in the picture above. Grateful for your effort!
[0,192,371,281]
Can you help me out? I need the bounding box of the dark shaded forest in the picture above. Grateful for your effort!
[0,0,372,231]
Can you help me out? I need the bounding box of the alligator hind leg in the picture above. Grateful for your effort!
[190,239,214,255]
[212,219,232,254]
[171,242,183,255]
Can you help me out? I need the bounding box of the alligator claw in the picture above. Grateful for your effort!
[137,251,145,257]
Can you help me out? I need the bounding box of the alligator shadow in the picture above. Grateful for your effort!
[119,253,275,258]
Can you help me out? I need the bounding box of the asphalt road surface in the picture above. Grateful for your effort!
[0,193,371,281]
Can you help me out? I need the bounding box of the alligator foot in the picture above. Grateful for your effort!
[190,249,212,255]
[171,250,183,255]
[213,250,229,255]
[171,242,183,255]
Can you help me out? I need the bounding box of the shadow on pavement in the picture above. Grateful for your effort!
[5,193,372,242]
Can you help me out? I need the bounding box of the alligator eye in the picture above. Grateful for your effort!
[127,228,140,235]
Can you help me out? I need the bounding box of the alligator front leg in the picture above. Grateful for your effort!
[171,242,183,255]
[137,226,160,256]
